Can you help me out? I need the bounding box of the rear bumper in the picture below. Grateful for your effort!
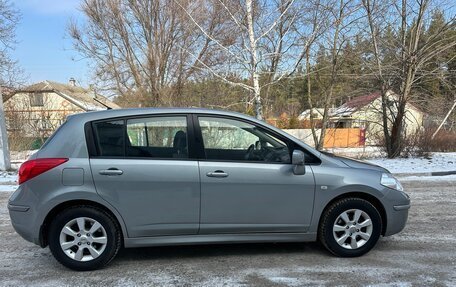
[8,203,40,245]
[8,203,30,212]
[8,185,42,246]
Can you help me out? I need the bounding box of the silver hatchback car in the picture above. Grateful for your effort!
[8,108,410,270]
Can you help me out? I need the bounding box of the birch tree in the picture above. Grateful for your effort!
[175,0,322,120]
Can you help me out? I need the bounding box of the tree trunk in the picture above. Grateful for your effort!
[0,91,11,171]
[306,47,319,147]
[246,0,263,120]
[317,1,342,150]
[317,92,332,150]
[379,87,392,156]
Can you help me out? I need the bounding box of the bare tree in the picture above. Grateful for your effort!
[0,0,21,86]
[175,0,322,120]
[310,0,363,149]
[69,0,229,107]
[362,0,456,157]
[300,0,331,147]
[0,0,21,170]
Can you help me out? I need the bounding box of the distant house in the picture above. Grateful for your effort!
[3,79,120,147]
[293,90,425,147]
[330,90,424,141]
[298,108,327,120]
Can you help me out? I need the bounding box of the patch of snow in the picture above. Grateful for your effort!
[367,152,456,174]
[10,150,38,162]
[0,185,17,193]
[266,276,302,286]
[0,172,17,184]
[398,174,456,182]
[332,105,356,117]
[323,146,384,158]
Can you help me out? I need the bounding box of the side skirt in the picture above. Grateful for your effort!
[124,232,317,248]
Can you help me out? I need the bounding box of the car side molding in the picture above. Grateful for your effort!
[124,232,318,248]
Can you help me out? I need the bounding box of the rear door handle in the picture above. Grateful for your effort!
[206,170,228,178]
[99,168,123,176]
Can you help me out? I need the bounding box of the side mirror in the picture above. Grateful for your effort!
[292,150,305,175]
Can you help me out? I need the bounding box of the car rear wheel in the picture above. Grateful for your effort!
[48,206,121,271]
[319,198,382,257]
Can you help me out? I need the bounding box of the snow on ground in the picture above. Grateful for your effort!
[366,152,456,174]
[0,172,17,193]
[0,185,17,193]
[323,146,384,158]
[398,174,456,181]
[10,150,37,162]
[0,172,17,184]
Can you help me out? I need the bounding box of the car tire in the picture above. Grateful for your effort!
[48,205,121,271]
[319,198,382,257]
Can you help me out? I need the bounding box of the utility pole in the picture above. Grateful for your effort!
[0,87,11,171]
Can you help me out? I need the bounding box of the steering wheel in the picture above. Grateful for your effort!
[245,144,255,160]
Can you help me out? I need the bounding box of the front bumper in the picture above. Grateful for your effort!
[383,189,411,236]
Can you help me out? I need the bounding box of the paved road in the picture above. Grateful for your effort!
[1,180,455,286]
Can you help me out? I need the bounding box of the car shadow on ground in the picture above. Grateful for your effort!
[115,241,329,262]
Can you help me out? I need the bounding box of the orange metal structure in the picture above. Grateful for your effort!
[323,128,365,148]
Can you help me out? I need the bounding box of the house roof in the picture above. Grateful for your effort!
[333,91,424,117]
[332,92,381,117]
[343,92,381,109]
[6,80,120,111]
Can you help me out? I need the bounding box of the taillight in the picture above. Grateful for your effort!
[18,158,68,184]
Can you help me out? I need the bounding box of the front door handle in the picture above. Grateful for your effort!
[99,168,123,176]
[206,170,229,178]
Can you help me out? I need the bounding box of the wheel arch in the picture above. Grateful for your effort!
[318,192,387,236]
[39,199,126,247]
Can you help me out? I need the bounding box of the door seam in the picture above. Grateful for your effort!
[197,161,202,234]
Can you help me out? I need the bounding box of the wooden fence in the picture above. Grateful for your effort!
[323,128,365,148]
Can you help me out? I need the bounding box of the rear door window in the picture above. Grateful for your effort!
[92,120,125,156]
[126,116,188,159]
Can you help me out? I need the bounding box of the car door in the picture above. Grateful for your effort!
[195,115,316,234]
[89,115,200,237]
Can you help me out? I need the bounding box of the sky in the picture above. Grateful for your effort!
[12,0,90,87]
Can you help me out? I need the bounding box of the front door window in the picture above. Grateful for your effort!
[198,117,290,163]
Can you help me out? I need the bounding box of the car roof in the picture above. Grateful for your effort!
[67,107,258,123]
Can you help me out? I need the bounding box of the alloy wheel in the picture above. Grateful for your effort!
[59,217,108,262]
[332,209,373,250]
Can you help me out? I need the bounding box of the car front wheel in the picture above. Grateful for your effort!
[319,198,382,257]
[48,206,121,271]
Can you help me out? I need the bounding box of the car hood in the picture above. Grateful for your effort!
[321,152,389,173]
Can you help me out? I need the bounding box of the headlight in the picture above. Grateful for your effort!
[381,173,404,191]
